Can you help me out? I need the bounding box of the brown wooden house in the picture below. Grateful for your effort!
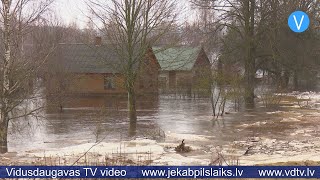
[154,46,211,93]
[46,43,160,96]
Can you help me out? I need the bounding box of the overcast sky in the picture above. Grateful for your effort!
[54,0,88,27]
[54,0,196,28]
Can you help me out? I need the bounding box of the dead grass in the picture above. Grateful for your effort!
[261,160,320,166]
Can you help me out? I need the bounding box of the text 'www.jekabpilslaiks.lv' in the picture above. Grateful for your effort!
[141,167,243,178]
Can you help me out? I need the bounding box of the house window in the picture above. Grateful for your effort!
[104,76,116,89]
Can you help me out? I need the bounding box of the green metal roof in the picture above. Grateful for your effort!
[153,46,202,71]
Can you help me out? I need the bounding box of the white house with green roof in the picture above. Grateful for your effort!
[153,46,211,92]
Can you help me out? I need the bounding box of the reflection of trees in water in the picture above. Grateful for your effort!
[8,114,47,148]
[45,95,160,139]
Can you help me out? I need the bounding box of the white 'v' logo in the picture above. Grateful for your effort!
[293,15,305,30]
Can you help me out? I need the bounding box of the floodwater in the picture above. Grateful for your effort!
[6,95,318,154]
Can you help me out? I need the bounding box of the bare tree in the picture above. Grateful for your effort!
[0,0,54,153]
[88,0,176,135]
[193,0,320,109]
[191,0,256,108]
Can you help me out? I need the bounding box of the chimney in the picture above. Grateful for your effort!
[95,36,102,46]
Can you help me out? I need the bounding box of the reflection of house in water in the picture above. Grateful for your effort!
[45,95,159,113]
[154,46,211,94]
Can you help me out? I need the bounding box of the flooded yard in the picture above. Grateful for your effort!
[4,93,320,165]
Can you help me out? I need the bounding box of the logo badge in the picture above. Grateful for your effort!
[288,11,310,33]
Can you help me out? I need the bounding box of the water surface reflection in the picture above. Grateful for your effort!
[7,96,301,153]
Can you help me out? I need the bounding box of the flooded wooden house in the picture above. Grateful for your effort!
[154,46,211,94]
[46,41,160,97]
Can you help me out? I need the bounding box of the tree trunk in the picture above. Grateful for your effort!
[210,87,216,117]
[128,86,137,136]
[244,74,255,108]
[0,114,9,153]
[244,0,255,108]
[0,0,11,154]
[281,71,290,90]
[293,71,299,90]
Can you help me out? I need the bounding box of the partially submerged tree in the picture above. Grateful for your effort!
[192,0,256,108]
[259,0,320,91]
[0,0,54,153]
[88,0,176,134]
[193,0,320,109]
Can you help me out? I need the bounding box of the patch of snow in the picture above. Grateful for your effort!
[244,114,256,117]
[233,136,320,165]
[240,152,320,165]
[166,133,213,142]
[305,112,320,116]
[239,121,267,127]
[153,153,209,165]
[266,111,284,114]
[29,138,165,160]
[261,138,277,146]
[23,134,216,166]
[280,117,301,122]
[290,129,315,136]
[282,91,320,109]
